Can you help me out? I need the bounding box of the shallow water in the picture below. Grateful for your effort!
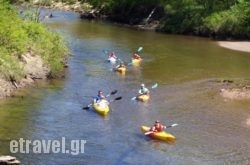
[0,9,250,165]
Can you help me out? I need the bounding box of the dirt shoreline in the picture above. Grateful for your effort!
[0,52,51,99]
[217,41,250,100]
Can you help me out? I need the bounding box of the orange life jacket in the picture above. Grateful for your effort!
[154,123,165,132]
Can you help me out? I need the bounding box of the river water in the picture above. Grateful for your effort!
[0,10,250,165]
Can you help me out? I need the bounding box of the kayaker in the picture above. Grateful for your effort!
[150,120,166,132]
[94,90,106,103]
[138,84,150,96]
[133,52,141,59]
[109,52,117,59]
[98,97,109,106]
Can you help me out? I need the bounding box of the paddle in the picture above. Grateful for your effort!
[82,96,122,110]
[110,96,122,102]
[83,90,118,110]
[106,90,118,97]
[131,83,158,100]
[137,46,143,52]
[103,50,109,55]
[144,123,178,135]
[127,46,143,65]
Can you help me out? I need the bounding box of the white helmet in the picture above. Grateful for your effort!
[141,84,145,87]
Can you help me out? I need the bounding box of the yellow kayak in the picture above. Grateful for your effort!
[92,100,110,116]
[131,58,142,65]
[136,94,150,102]
[141,126,176,141]
[113,67,126,73]
[132,58,142,63]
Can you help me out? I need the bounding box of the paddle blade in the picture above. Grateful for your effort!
[137,47,143,52]
[82,106,90,110]
[131,96,136,101]
[115,96,122,100]
[167,123,178,128]
[151,83,158,89]
[103,50,109,54]
[110,96,122,103]
[106,90,118,97]
[82,103,92,110]
[111,90,118,95]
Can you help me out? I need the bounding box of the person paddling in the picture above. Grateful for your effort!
[133,52,141,60]
[109,52,117,59]
[94,90,109,106]
[94,90,106,102]
[138,84,150,96]
[150,120,166,132]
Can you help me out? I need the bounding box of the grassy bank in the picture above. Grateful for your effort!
[0,0,68,82]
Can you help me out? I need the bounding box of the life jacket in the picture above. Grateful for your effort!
[109,53,117,58]
[139,87,149,95]
[154,123,165,132]
[133,53,141,59]
[95,94,105,102]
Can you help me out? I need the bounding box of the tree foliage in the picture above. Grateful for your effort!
[83,0,250,39]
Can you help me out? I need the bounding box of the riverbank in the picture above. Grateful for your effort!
[0,1,68,99]
[3,1,250,102]
[0,52,50,99]
[217,41,250,100]
[218,41,250,53]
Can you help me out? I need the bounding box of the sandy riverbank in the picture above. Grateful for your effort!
[217,41,250,100]
[218,41,250,53]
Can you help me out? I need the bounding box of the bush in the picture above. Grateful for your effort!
[0,0,68,81]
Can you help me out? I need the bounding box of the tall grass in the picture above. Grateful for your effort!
[0,0,68,81]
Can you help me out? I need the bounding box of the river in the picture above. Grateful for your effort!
[0,9,250,165]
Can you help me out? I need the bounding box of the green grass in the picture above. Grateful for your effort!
[0,0,68,81]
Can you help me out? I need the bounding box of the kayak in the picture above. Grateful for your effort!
[136,94,150,102]
[108,57,117,63]
[131,58,142,65]
[92,100,110,116]
[141,125,176,141]
[113,67,126,73]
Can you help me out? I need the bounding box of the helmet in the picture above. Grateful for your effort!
[141,84,145,87]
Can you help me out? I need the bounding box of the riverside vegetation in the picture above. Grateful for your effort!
[11,0,250,39]
[0,0,68,98]
[80,0,250,39]
[2,0,250,97]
